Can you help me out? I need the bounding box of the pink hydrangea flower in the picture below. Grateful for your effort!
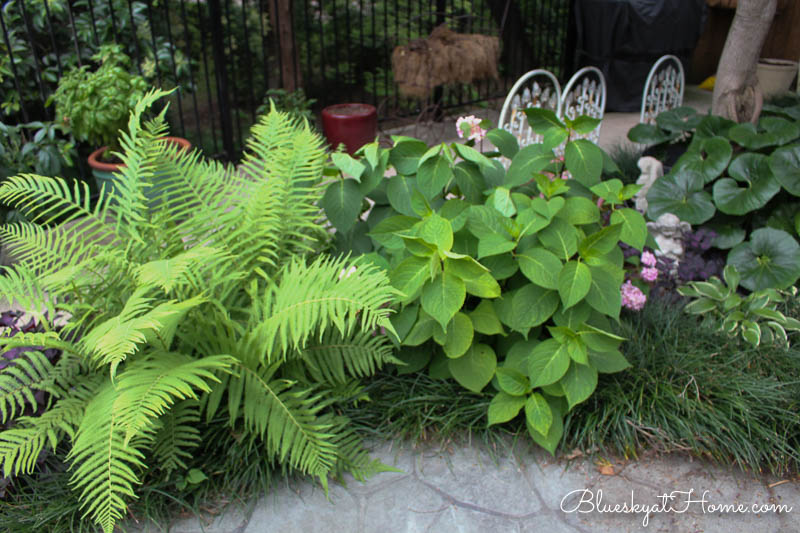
[641,251,657,267]
[641,267,658,282]
[456,115,487,142]
[621,280,646,311]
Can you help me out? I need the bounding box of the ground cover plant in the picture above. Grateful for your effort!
[0,90,398,533]
[629,105,800,292]
[320,108,650,453]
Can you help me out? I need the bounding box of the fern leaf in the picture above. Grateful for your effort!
[0,350,54,424]
[113,352,235,443]
[151,400,201,473]
[68,382,145,533]
[300,330,396,384]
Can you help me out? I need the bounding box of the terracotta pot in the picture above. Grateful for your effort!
[321,104,377,155]
[87,136,191,199]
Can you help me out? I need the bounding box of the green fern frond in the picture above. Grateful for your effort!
[0,264,58,325]
[226,360,338,478]
[0,350,54,424]
[242,255,396,361]
[328,416,397,484]
[300,330,396,384]
[113,352,235,443]
[68,382,146,533]
[134,247,235,294]
[0,395,90,477]
[151,400,201,473]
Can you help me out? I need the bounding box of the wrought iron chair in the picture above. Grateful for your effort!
[640,55,685,124]
[559,66,607,144]
[498,69,562,148]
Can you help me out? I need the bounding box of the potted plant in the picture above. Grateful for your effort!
[51,44,190,196]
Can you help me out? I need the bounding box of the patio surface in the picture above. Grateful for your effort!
[129,86,800,533]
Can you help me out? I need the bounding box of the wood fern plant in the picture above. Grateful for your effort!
[0,90,397,532]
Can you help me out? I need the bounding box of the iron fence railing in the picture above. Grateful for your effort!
[1,0,574,160]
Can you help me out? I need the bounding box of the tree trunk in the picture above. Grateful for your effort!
[269,0,300,92]
[711,0,777,123]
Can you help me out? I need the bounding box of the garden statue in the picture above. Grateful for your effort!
[633,156,663,213]
[646,213,691,266]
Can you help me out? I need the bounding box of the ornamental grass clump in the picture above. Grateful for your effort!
[0,90,397,533]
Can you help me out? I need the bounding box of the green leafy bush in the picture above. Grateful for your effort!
[0,91,397,532]
[51,45,149,153]
[320,109,649,454]
[630,105,800,291]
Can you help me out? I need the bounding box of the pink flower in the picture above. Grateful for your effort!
[621,280,646,311]
[456,115,487,142]
[641,251,657,267]
[641,267,658,282]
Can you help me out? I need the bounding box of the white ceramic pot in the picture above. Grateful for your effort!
[756,58,799,98]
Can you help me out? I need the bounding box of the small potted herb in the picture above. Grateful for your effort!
[52,44,190,194]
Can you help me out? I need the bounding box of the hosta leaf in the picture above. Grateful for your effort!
[443,312,474,358]
[558,261,592,309]
[647,169,715,224]
[528,338,570,388]
[525,392,553,435]
[448,343,497,393]
[421,271,466,331]
[561,361,598,409]
[321,179,363,233]
[713,153,780,215]
[728,228,800,291]
[487,392,526,426]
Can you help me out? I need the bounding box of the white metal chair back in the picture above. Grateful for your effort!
[499,69,562,148]
[640,55,685,124]
[559,66,606,144]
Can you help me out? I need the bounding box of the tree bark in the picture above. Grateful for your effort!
[711,0,777,123]
[269,0,300,92]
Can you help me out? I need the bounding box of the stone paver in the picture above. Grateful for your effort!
[128,439,799,533]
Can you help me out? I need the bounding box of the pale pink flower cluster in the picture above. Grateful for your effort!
[640,251,657,267]
[641,267,658,282]
[455,115,487,142]
[621,280,646,311]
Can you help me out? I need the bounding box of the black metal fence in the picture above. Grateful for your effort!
[0,0,574,160]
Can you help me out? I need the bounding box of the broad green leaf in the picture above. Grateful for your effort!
[418,214,453,251]
[428,351,453,379]
[417,154,454,199]
[528,338,570,387]
[453,161,487,203]
[557,196,600,225]
[524,108,567,134]
[487,128,520,159]
[728,228,800,291]
[487,392,526,425]
[531,195,566,219]
[585,264,622,318]
[578,224,622,258]
[561,361,598,409]
[713,153,780,215]
[589,179,623,204]
[477,234,517,259]
[525,392,553,435]
[526,398,563,455]
[564,139,603,187]
[538,218,579,260]
[440,198,470,231]
[389,138,427,175]
[404,313,436,346]
[496,367,530,396]
[386,176,418,216]
[656,106,701,132]
[443,312,474,358]
[507,143,553,188]
[481,253,519,280]
[504,338,538,375]
[565,336,588,364]
[421,271,466,331]
[483,159,508,188]
[695,114,736,139]
[369,215,418,250]
[769,144,800,197]
[673,136,732,183]
[469,300,505,335]
[448,343,497,393]
[390,256,431,303]
[444,254,489,280]
[500,284,560,330]
[646,169,716,224]
[610,208,646,250]
[399,234,437,257]
[453,142,494,170]
[395,346,433,375]
[705,222,746,249]
[627,122,671,144]
[489,187,517,217]
[518,247,562,289]
[558,261,592,309]
[552,301,592,328]
[331,152,366,180]
[569,115,602,135]
[463,271,502,298]
[321,179,363,233]
[467,205,513,240]
[588,349,631,373]
[410,190,432,217]
[390,304,419,344]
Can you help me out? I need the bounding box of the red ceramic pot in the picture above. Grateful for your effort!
[321,103,377,154]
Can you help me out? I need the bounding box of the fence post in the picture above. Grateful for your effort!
[208,0,235,160]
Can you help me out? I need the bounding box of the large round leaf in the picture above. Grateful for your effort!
[443,312,474,358]
[646,169,715,224]
[727,228,800,290]
[673,136,732,183]
[321,179,363,233]
[386,176,418,216]
[655,106,701,133]
[769,144,800,197]
[448,343,497,393]
[712,153,780,215]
